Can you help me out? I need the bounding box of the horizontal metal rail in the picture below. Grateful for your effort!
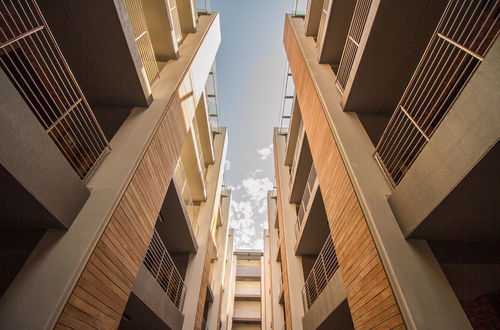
[144,228,187,310]
[0,0,109,180]
[301,233,339,312]
[375,0,499,187]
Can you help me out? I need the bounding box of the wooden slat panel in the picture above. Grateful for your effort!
[272,138,293,330]
[283,16,406,329]
[55,95,187,329]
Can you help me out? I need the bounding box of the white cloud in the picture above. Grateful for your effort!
[242,177,273,202]
[224,159,231,171]
[257,143,273,160]
[229,172,274,250]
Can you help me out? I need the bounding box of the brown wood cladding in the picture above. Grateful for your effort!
[55,95,186,329]
[272,140,293,330]
[283,17,406,329]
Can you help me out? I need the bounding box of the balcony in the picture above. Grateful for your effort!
[289,121,313,203]
[301,233,352,330]
[374,1,499,188]
[173,159,200,236]
[301,234,339,311]
[144,229,186,309]
[236,265,261,281]
[0,1,108,180]
[294,164,317,238]
[121,229,186,330]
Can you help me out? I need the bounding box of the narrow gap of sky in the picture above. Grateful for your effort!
[211,0,292,250]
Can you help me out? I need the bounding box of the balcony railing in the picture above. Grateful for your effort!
[124,0,160,87]
[336,0,373,93]
[0,0,109,180]
[144,229,187,309]
[168,0,183,45]
[174,159,200,235]
[206,65,221,135]
[294,164,317,238]
[279,65,294,137]
[289,120,304,185]
[374,0,499,187]
[196,0,211,15]
[292,0,309,17]
[301,233,339,311]
[192,117,207,180]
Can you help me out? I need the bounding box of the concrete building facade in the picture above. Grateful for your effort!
[0,1,234,329]
[266,0,500,329]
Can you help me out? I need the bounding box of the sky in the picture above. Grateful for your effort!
[211,0,292,250]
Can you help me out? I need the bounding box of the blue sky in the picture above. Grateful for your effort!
[211,0,291,250]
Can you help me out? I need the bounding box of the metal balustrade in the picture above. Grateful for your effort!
[336,0,373,93]
[196,0,211,15]
[317,0,331,47]
[168,0,183,45]
[294,165,317,238]
[192,116,207,180]
[206,65,221,135]
[144,229,187,310]
[174,160,200,235]
[301,233,339,311]
[292,0,309,17]
[289,120,304,186]
[375,0,499,187]
[0,0,109,180]
[124,0,160,87]
[279,65,294,137]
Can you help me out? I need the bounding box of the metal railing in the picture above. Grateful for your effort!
[294,165,317,238]
[336,0,373,93]
[192,116,207,180]
[0,0,109,180]
[316,0,331,47]
[289,120,304,185]
[168,0,183,45]
[124,0,160,87]
[374,0,499,187]
[301,233,339,311]
[144,229,187,309]
[206,64,221,135]
[196,0,211,15]
[174,160,200,235]
[278,64,294,137]
[292,0,309,17]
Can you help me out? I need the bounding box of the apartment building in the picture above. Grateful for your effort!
[221,250,265,330]
[268,0,499,329]
[0,0,233,329]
